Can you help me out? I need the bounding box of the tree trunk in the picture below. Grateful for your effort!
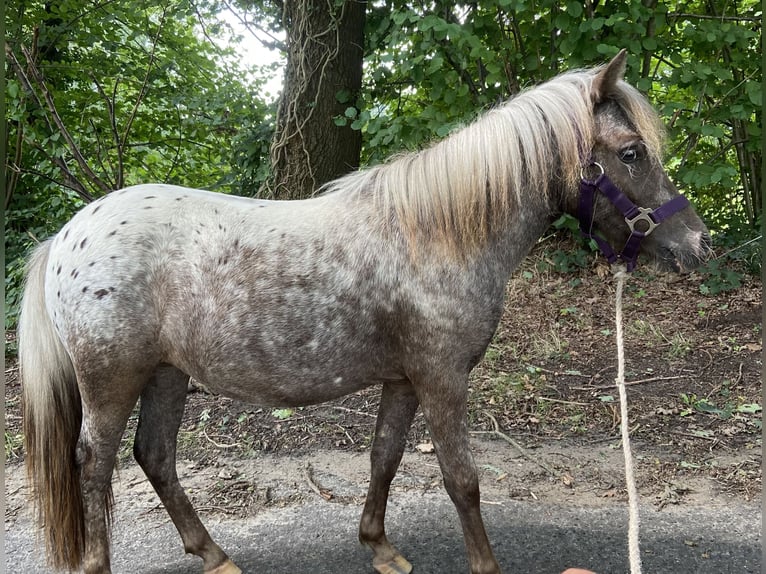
[265,0,366,199]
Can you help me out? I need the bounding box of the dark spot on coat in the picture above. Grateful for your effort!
[82,286,89,293]
[93,205,102,214]
[120,220,128,225]
[233,239,240,249]
[88,261,96,267]
[80,238,87,249]
[70,268,78,277]
[175,197,184,201]
[63,230,70,240]
[143,206,154,209]
[110,255,118,259]
[57,290,61,298]
[56,265,62,275]
[144,196,157,199]
[94,289,109,299]
[108,286,115,292]
[108,230,117,237]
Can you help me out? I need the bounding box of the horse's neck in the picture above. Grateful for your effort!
[485,193,555,279]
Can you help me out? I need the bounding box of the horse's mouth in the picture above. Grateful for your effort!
[654,243,710,274]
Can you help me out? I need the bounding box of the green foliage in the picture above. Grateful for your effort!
[698,220,761,295]
[271,408,295,420]
[533,214,599,273]
[358,0,761,247]
[538,248,591,274]
[699,258,744,295]
[5,0,271,332]
[680,391,762,421]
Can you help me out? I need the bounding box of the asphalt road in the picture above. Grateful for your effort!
[6,491,760,573]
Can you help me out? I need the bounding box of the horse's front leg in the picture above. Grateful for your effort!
[416,373,501,574]
[359,381,420,574]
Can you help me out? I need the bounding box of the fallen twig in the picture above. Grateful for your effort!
[304,462,333,500]
[475,411,558,477]
[536,397,589,406]
[331,405,377,418]
[527,365,592,378]
[573,374,688,391]
[201,428,241,449]
[670,431,719,442]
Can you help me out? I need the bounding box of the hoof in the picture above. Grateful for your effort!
[205,559,242,574]
[373,554,413,574]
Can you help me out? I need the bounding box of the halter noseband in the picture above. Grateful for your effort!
[578,162,690,272]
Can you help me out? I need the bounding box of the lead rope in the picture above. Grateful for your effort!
[613,264,643,574]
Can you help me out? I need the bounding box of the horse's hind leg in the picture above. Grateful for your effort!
[359,381,419,574]
[133,365,241,574]
[78,369,150,574]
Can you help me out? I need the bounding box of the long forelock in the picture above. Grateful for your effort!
[610,79,666,162]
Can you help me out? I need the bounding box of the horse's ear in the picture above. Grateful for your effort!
[591,49,628,104]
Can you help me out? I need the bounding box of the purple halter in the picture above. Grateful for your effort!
[578,162,690,272]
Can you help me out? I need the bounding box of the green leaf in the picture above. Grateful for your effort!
[344,106,358,119]
[745,81,762,106]
[642,37,658,51]
[7,80,19,99]
[566,2,583,17]
[737,403,762,414]
[271,408,294,420]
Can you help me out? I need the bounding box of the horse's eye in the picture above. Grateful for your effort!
[619,146,641,164]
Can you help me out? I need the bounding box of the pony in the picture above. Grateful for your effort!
[19,50,710,574]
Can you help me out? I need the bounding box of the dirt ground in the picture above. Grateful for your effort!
[4,241,762,524]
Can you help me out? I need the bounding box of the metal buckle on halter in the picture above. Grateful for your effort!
[625,207,658,236]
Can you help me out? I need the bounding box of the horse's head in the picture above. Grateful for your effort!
[580,50,712,272]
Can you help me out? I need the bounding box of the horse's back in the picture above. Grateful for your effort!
[42,185,408,397]
[42,185,290,359]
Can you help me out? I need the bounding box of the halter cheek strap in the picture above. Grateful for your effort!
[578,163,690,272]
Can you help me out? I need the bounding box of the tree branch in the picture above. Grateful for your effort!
[15,43,110,193]
[668,12,760,22]
[5,42,95,201]
[119,4,168,188]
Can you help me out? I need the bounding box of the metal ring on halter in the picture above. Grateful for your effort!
[580,161,605,182]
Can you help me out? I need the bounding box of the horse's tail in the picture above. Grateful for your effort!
[19,239,86,570]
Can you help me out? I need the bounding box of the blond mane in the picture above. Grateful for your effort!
[324,66,665,257]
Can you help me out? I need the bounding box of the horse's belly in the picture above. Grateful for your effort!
[193,359,392,407]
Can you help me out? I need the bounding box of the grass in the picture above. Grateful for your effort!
[5,431,23,462]
[666,332,692,359]
[530,329,569,361]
